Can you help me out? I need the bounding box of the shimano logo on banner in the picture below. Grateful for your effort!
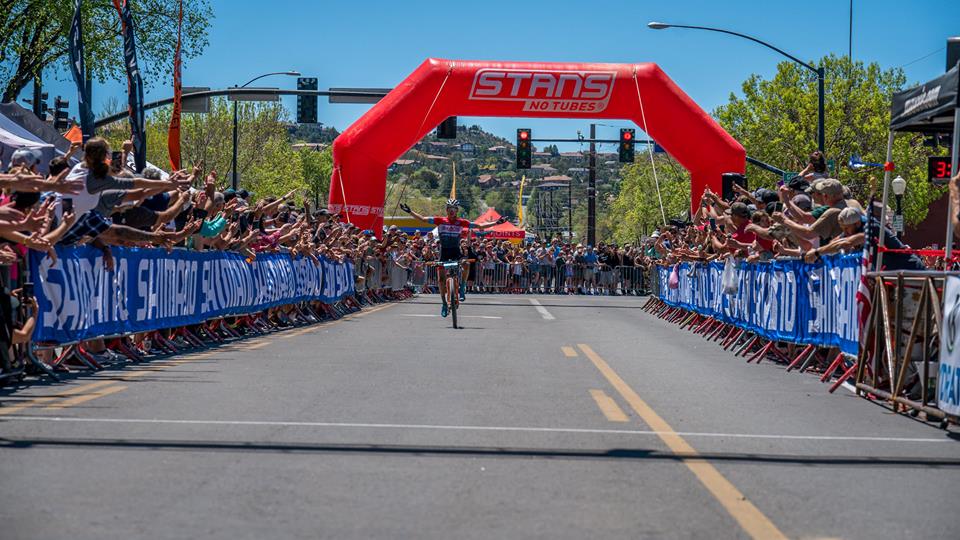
[903,84,941,116]
[469,69,616,113]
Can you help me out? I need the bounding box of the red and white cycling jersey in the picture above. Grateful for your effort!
[431,216,473,252]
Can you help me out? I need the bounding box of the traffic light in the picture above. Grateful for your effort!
[436,116,457,139]
[618,128,635,163]
[516,128,532,169]
[296,77,318,124]
[53,96,70,131]
[23,92,49,119]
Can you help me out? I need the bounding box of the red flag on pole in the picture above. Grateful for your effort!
[167,0,183,170]
[64,125,83,144]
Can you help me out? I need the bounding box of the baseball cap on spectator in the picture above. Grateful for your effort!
[791,193,813,211]
[811,178,843,198]
[787,176,810,192]
[223,188,237,202]
[838,207,863,226]
[238,189,250,199]
[728,201,751,218]
[755,188,779,205]
[10,148,41,168]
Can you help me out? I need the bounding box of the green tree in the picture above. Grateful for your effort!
[107,97,315,201]
[608,157,690,242]
[483,189,518,220]
[299,147,332,205]
[246,138,303,199]
[714,54,945,226]
[409,167,440,191]
[1,0,213,101]
[123,98,290,187]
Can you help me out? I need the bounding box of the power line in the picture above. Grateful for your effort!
[897,47,945,69]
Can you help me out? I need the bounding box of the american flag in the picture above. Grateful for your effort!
[856,199,879,331]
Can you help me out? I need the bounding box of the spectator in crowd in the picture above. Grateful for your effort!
[771,178,848,245]
[800,150,829,180]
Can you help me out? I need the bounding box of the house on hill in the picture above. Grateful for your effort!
[528,163,557,177]
[477,174,497,187]
[454,142,477,155]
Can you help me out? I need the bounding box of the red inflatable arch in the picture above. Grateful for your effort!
[329,58,745,233]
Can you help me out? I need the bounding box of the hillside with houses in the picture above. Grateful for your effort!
[384,124,625,225]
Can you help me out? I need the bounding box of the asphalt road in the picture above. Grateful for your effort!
[1,294,958,540]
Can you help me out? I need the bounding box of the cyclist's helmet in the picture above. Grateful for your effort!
[446,198,460,209]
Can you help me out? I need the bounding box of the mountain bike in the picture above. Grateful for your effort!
[440,260,461,329]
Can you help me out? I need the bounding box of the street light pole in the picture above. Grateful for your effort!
[231,70,300,190]
[232,95,239,190]
[648,22,825,153]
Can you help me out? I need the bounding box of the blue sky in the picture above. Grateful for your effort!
[27,0,960,152]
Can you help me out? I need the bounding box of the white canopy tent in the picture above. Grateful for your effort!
[0,110,55,173]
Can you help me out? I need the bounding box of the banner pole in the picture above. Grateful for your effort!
[876,131,894,271]
[945,108,960,262]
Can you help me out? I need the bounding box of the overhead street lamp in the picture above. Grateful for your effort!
[232,70,301,190]
[647,22,825,154]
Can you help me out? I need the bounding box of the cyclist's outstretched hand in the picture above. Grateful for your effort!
[399,202,411,213]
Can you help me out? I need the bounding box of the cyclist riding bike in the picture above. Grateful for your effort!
[400,199,506,317]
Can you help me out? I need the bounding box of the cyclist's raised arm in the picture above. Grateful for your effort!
[472,216,508,230]
[399,202,433,224]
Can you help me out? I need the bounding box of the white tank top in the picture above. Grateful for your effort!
[65,162,102,215]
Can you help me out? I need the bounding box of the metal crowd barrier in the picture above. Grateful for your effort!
[405,261,651,295]
[855,270,958,426]
[614,265,645,295]
[387,259,652,296]
[386,259,410,291]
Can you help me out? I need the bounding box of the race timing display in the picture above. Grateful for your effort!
[928,155,953,184]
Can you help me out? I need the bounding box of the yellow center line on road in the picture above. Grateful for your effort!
[42,385,127,411]
[0,304,401,414]
[2,351,218,415]
[561,346,578,358]
[577,344,788,540]
[589,389,629,422]
[0,395,60,415]
[0,379,119,416]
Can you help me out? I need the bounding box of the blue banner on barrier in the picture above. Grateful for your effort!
[658,254,861,355]
[29,246,354,344]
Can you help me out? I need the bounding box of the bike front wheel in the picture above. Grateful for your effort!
[448,276,458,329]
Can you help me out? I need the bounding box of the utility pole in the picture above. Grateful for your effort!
[32,76,43,118]
[568,174,572,241]
[587,123,596,246]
